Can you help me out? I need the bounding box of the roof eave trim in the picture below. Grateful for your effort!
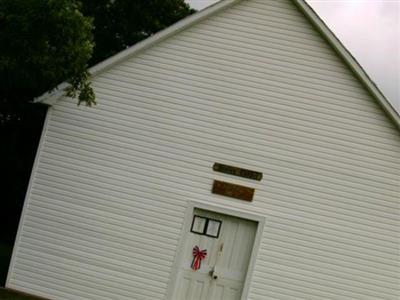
[293,0,400,129]
[34,0,240,106]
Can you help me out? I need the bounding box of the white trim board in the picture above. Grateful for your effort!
[5,108,53,288]
[292,0,400,129]
[34,0,400,130]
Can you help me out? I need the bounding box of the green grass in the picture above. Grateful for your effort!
[0,288,43,300]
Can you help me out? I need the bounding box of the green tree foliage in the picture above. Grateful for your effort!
[0,0,195,107]
[81,0,195,65]
[0,0,95,107]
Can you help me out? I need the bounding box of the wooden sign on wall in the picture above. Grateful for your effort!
[213,163,262,181]
[212,180,254,201]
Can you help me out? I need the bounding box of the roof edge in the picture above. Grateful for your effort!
[293,0,400,129]
[36,0,400,131]
[35,0,240,105]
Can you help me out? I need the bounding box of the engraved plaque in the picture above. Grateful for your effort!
[212,180,254,201]
[213,163,262,181]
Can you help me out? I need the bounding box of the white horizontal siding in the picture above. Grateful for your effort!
[8,0,400,299]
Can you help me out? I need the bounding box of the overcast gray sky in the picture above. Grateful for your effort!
[187,0,400,113]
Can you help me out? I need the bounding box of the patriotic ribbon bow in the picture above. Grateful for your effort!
[191,246,207,271]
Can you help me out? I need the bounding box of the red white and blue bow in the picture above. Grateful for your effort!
[191,246,207,271]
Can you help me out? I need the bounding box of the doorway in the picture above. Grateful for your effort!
[172,208,258,300]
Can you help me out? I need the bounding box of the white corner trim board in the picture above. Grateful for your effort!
[5,108,54,286]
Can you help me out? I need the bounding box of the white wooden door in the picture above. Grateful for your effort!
[173,209,257,300]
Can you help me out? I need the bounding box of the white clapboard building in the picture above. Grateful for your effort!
[6,0,400,299]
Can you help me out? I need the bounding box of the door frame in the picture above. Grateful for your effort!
[166,201,266,300]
